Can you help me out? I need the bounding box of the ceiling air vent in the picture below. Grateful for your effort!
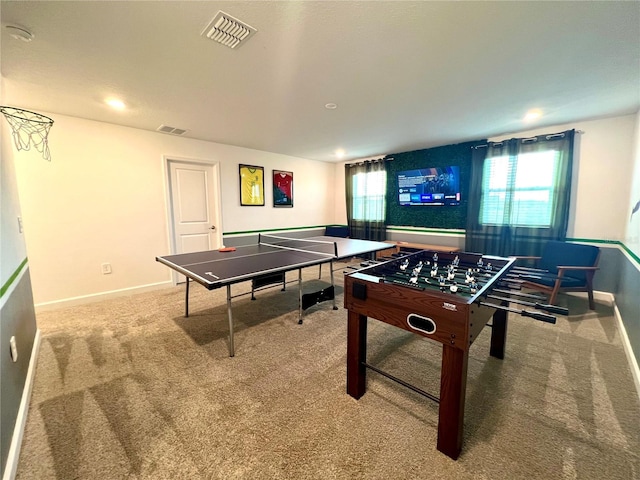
[201,11,257,49]
[157,125,188,136]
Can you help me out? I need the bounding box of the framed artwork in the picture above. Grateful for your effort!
[273,170,293,207]
[239,164,265,206]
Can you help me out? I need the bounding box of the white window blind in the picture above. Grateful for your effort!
[352,170,386,221]
[480,150,559,227]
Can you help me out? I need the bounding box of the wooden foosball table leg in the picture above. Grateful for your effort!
[347,311,368,399]
[437,344,468,460]
[490,306,508,359]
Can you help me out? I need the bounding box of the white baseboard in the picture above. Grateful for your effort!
[593,290,615,306]
[567,290,614,306]
[34,281,173,312]
[3,329,41,480]
[566,289,618,307]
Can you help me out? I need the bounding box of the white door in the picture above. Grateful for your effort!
[168,159,223,260]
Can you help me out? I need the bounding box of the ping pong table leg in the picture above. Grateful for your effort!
[330,260,338,310]
[298,268,303,324]
[185,277,190,318]
[226,284,235,357]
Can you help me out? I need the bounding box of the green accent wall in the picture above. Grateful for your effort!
[385,140,485,229]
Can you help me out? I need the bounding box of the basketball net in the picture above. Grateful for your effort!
[0,106,54,161]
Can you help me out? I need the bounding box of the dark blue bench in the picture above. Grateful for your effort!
[516,241,600,310]
[324,225,350,238]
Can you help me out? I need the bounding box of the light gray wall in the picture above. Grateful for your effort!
[0,273,37,476]
[617,251,640,367]
[593,246,622,294]
[619,110,640,367]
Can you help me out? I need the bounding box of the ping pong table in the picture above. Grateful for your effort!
[156,234,393,356]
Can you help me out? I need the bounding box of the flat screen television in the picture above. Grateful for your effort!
[397,166,461,206]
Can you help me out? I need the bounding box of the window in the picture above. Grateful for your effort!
[352,170,386,221]
[480,150,559,227]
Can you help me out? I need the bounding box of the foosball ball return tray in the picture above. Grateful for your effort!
[343,249,567,460]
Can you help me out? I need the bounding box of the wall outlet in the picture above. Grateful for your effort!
[17,216,23,233]
[101,263,112,274]
[9,336,18,362]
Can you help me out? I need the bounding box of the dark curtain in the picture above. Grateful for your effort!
[345,159,387,241]
[466,129,575,257]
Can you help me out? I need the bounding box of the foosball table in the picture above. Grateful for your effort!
[343,250,566,460]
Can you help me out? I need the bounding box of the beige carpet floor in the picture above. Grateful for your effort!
[15,262,640,479]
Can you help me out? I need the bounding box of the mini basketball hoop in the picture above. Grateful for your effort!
[0,106,54,161]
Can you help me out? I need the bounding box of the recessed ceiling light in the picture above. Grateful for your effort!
[524,109,542,122]
[325,103,338,110]
[6,25,34,42]
[105,98,126,110]
[335,149,345,158]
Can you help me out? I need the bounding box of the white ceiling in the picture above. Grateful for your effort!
[1,1,639,163]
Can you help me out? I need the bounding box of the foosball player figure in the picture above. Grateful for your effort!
[431,264,438,277]
[447,264,456,281]
[465,268,474,284]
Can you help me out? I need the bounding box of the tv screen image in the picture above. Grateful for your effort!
[397,166,461,206]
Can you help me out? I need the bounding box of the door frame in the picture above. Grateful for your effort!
[163,155,224,285]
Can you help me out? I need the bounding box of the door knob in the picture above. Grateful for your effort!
[210,226,216,231]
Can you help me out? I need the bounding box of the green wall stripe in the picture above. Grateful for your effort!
[619,242,640,265]
[0,257,28,299]
[567,237,621,245]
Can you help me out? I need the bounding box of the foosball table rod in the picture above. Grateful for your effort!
[484,294,569,316]
[478,302,557,324]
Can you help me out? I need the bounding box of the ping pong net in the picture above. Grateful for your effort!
[258,233,338,258]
